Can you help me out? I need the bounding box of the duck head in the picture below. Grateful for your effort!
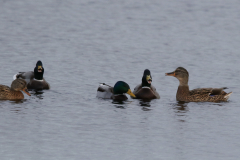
[113,81,135,97]
[34,60,44,80]
[11,79,31,96]
[142,69,152,87]
[165,67,189,86]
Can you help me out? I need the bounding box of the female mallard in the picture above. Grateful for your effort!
[165,67,232,102]
[13,60,50,90]
[0,79,31,100]
[132,69,160,99]
[97,81,136,101]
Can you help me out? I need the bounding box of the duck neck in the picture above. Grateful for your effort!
[177,85,190,101]
[142,81,151,88]
[141,76,151,88]
[177,76,189,101]
[178,77,188,86]
[34,67,44,80]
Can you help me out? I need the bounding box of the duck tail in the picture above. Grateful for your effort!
[13,74,18,80]
[224,92,232,100]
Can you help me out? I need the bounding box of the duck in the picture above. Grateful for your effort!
[13,60,50,90]
[0,79,31,100]
[165,67,232,102]
[97,81,136,101]
[132,69,160,99]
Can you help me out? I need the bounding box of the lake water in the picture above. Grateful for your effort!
[0,0,240,159]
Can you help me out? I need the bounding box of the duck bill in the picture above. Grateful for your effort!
[38,66,43,72]
[165,71,175,76]
[127,89,136,98]
[146,75,152,84]
[23,88,31,96]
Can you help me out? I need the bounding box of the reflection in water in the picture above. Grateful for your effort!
[0,99,26,113]
[212,102,227,106]
[11,106,23,113]
[112,100,127,109]
[111,99,154,111]
[9,99,26,104]
[8,99,27,113]
[173,101,188,111]
[172,101,189,122]
[32,90,44,100]
[139,99,152,111]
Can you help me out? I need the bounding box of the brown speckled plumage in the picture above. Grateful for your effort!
[0,79,31,100]
[166,67,232,102]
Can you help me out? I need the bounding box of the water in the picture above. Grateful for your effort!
[0,0,240,159]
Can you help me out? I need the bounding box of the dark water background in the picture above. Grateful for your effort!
[0,0,240,159]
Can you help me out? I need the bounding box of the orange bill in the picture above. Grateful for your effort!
[165,72,175,76]
[23,88,31,96]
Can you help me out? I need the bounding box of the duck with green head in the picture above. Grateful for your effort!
[132,69,160,99]
[13,60,50,90]
[0,79,31,100]
[97,81,135,101]
[165,67,232,102]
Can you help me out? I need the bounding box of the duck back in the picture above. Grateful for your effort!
[0,85,24,100]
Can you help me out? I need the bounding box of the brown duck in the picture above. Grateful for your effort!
[165,67,232,102]
[0,79,31,100]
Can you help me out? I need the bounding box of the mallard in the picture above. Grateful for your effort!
[97,81,136,101]
[0,79,31,100]
[165,67,232,102]
[13,60,50,90]
[132,69,160,99]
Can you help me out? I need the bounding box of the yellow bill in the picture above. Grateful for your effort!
[127,89,136,98]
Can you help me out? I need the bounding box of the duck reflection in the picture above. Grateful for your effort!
[9,99,26,104]
[7,99,28,113]
[112,100,128,109]
[173,101,189,122]
[139,99,152,111]
[32,90,44,99]
[174,101,188,111]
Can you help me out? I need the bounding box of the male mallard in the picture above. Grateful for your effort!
[13,60,50,90]
[97,81,136,101]
[0,79,31,100]
[132,69,160,99]
[165,67,232,102]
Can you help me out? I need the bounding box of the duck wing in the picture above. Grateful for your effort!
[97,83,114,99]
[190,87,228,96]
[133,84,141,95]
[0,85,10,92]
[13,71,34,80]
[150,84,160,99]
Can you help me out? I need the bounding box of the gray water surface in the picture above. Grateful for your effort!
[0,0,240,160]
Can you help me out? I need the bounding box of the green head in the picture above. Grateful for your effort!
[36,60,43,67]
[34,60,44,80]
[142,69,152,87]
[113,81,135,97]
